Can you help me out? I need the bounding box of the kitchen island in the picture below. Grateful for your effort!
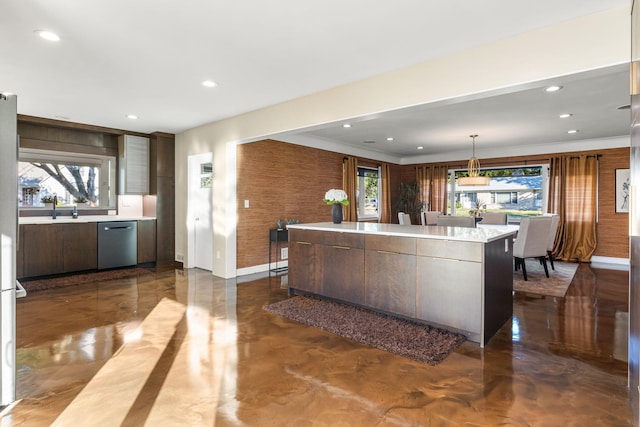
[286,222,517,347]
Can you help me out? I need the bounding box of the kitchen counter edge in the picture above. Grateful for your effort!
[19,216,156,225]
[286,221,517,243]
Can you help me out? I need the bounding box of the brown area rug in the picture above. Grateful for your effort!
[20,267,155,292]
[513,261,578,297]
[264,296,465,365]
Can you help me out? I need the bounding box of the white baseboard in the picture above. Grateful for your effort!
[237,260,289,277]
[590,256,629,271]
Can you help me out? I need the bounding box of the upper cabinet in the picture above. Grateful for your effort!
[118,135,149,194]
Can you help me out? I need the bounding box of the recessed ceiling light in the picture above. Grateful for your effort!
[386,137,394,141]
[342,123,352,128]
[35,30,60,42]
[567,129,578,134]
[127,114,138,120]
[545,85,562,92]
[559,113,573,118]
[417,146,424,150]
[201,80,218,88]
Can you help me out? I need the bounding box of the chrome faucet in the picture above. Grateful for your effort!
[52,195,57,219]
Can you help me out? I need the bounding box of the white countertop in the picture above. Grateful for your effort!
[286,222,518,243]
[19,215,156,225]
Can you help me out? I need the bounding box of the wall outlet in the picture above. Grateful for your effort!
[176,254,184,261]
[281,247,288,259]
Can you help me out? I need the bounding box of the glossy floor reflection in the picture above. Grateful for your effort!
[1,263,633,426]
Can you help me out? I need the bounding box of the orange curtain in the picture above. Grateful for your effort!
[416,165,449,214]
[343,156,358,221]
[380,163,392,223]
[548,155,598,262]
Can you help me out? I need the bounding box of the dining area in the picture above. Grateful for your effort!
[399,210,562,282]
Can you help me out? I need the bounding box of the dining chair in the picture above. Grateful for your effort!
[480,212,507,225]
[544,213,561,270]
[513,216,552,281]
[398,212,412,225]
[436,215,476,228]
[420,211,442,226]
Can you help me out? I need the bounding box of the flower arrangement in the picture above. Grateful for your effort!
[323,189,349,206]
[41,195,55,203]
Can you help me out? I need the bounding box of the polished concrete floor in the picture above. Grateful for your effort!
[0,263,633,426]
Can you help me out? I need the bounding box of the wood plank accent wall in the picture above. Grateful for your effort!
[400,146,630,259]
[237,140,343,268]
[236,140,402,269]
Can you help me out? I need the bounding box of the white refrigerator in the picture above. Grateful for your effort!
[0,94,17,406]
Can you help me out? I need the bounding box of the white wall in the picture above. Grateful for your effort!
[175,6,630,278]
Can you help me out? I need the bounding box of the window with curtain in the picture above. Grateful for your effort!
[357,166,380,220]
[449,165,544,219]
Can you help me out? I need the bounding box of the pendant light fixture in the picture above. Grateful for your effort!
[458,134,490,186]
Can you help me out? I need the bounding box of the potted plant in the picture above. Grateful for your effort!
[74,196,88,207]
[393,180,425,224]
[41,195,55,209]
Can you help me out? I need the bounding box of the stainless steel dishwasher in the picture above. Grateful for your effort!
[98,221,137,270]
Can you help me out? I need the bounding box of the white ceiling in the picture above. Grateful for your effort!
[292,65,630,162]
[0,0,631,158]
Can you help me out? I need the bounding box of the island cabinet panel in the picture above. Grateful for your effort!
[416,256,482,334]
[62,223,97,272]
[322,245,364,304]
[22,224,64,277]
[365,250,417,317]
[288,231,323,294]
[365,235,416,255]
[416,239,482,262]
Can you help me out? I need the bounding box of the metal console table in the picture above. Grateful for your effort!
[268,228,288,275]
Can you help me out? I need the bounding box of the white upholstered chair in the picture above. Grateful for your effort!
[436,215,476,228]
[420,211,442,226]
[398,212,412,225]
[480,212,508,225]
[544,213,561,270]
[513,216,552,281]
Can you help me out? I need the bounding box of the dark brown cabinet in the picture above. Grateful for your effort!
[137,220,157,264]
[20,223,99,278]
[321,233,365,304]
[21,224,64,278]
[149,132,175,264]
[20,221,159,274]
[62,223,97,272]
[288,229,323,294]
[364,235,417,317]
[365,251,416,317]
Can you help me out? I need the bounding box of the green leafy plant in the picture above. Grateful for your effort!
[393,180,425,224]
[74,196,88,203]
[41,195,55,203]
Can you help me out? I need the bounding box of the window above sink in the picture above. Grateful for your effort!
[19,148,116,209]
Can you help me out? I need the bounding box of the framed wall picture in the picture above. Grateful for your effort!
[615,168,630,213]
